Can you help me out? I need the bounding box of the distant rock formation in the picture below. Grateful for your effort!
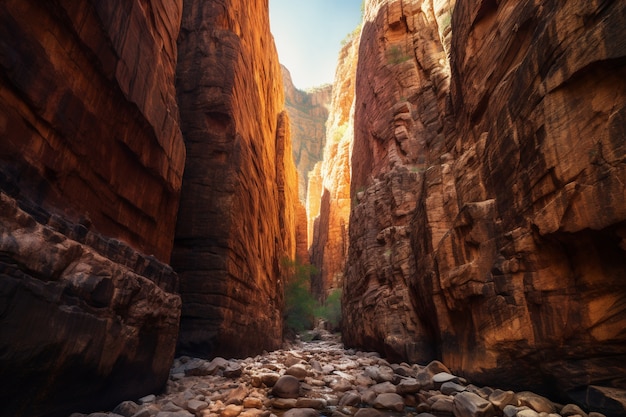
[309,35,359,301]
[343,0,626,412]
[0,0,184,415]
[173,0,299,359]
[282,65,332,203]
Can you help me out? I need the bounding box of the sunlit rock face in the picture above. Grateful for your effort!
[0,1,184,415]
[173,0,299,359]
[0,0,185,262]
[344,0,626,410]
[309,36,359,301]
[344,0,452,363]
[282,65,332,203]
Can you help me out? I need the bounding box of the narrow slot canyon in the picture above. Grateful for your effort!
[0,1,625,417]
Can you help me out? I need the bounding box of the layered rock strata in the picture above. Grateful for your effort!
[0,1,185,415]
[0,192,181,417]
[344,0,626,412]
[0,0,185,262]
[173,0,298,359]
[309,36,359,301]
[282,66,332,203]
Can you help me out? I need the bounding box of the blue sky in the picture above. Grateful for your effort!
[269,0,363,90]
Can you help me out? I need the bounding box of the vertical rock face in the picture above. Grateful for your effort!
[174,0,298,359]
[0,0,186,262]
[344,0,452,362]
[0,0,184,415]
[282,66,332,203]
[344,0,626,411]
[309,37,359,301]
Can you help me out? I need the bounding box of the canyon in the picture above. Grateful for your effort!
[0,0,624,416]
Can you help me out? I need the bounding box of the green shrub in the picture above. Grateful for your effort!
[316,289,342,331]
[283,259,318,332]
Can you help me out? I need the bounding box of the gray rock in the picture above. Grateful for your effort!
[503,405,520,417]
[432,372,458,384]
[431,397,455,413]
[113,401,140,417]
[373,393,405,412]
[130,410,151,417]
[441,381,467,395]
[354,409,382,417]
[155,411,194,417]
[396,378,421,394]
[361,390,378,405]
[453,391,495,417]
[283,408,319,417]
[186,399,208,413]
[272,375,300,399]
[371,381,396,394]
[338,392,361,407]
[425,360,451,376]
[138,395,156,405]
[161,402,183,412]
[223,362,243,378]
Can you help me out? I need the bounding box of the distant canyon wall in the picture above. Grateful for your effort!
[0,0,184,415]
[173,0,299,359]
[309,36,359,301]
[344,0,626,411]
[282,66,331,205]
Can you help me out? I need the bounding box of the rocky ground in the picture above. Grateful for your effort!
[71,331,605,417]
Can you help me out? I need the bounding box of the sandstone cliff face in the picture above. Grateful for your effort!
[309,37,359,301]
[173,0,298,359]
[0,1,184,415]
[344,0,626,411]
[0,0,186,262]
[282,66,332,203]
[344,0,451,362]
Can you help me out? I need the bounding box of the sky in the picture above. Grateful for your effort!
[269,0,363,90]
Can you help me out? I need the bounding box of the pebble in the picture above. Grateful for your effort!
[68,331,608,417]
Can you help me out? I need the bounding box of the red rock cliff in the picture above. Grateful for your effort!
[282,65,332,204]
[0,1,184,415]
[344,0,626,411]
[309,35,359,301]
[173,0,299,359]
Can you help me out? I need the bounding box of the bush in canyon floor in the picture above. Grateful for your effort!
[283,259,318,333]
[316,289,342,331]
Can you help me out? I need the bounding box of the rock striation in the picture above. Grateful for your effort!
[173,0,299,359]
[0,1,184,415]
[282,66,332,203]
[309,34,359,301]
[0,192,181,417]
[0,0,186,262]
[344,0,626,413]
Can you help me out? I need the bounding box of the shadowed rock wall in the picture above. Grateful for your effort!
[173,0,298,359]
[0,1,184,415]
[344,0,626,412]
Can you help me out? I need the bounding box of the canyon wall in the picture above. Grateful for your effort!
[173,0,299,359]
[344,0,626,413]
[0,0,184,415]
[282,66,332,204]
[309,35,359,301]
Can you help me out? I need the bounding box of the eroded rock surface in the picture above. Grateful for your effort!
[344,0,626,412]
[282,66,332,203]
[0,1,185,415]
[0,0,185,262]
[0,192,181,417]
[173,0,299,358]
[309,35,359,301]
